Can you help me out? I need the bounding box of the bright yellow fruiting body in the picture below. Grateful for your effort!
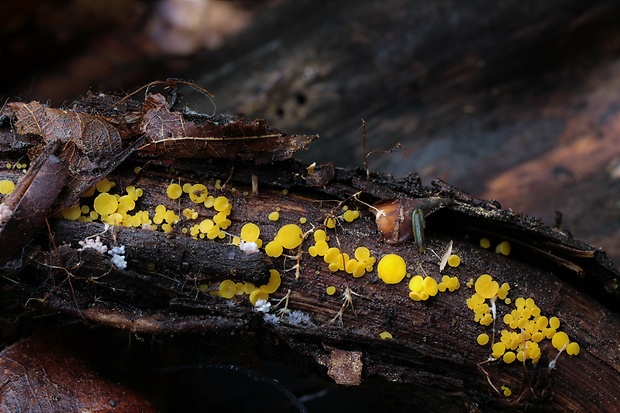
[474,274,499,299]
[241,223,260,243]
[326,286,336,295]
[275,224,303,249]
[265,241,283,258]
[249,288,269,305]
[447,254,461,267]
[379,331,393,340]
[552,331,569,350]
[325,217,336,228]
[377,254,407,284]
[61,206,82,220]
[268,211,280,221]
[0,180,15,195]
[480,238,491,249]
[95,178,114,193]
[218,280,236,299]
[189,184,208,203]
[495,241,511,256]
[166,183,183,199]
[477,333,489,345]
[93,193,118,215]
[501,385,512,397]
[343,209,360,222]
[566,342,580,355]
[117,195,135,214]
[260,269,281,294]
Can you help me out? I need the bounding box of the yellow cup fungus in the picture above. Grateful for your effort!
[61,206,82,220]
[95,178,114,193]
[260,269,281,294]
[480,238,491,249]
[218,280,237,299]
[326,286,337,295]
[166,183,183,200]
[0,179,15,195]
[343,209,360,222]
[94,193,118,215]
[275,224,303,250]
[495,240,511,256]
[249,289,269,305]
[447,254,461,267]
[189,184,208,203]
[474,274,499,299]
[501,385,512,397]
[264,240,283,258]
[566,342,580,356]
[379,331,393,340]
[268,211,280,221]
[241,223,261,243]
[377,254,407,284]
[477,333,489,346]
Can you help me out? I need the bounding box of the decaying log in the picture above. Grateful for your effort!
[0,94,619,412]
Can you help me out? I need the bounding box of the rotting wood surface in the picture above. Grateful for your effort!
[0,95,619,412]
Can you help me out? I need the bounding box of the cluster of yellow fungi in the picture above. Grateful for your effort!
[210,269,281,305]
[376,252,461,302]
[469,273,580,365]
[59,178,150,227]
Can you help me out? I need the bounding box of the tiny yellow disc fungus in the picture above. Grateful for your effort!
[219,280,237,299]
[93,193,118,215]
[260,269,281,294]
[268,211,280,221]
[343,209,360,222]
[477,333,489,345]
[501,385,512,397]
[474,274,499,299]
[275,224,303,249]
[117,195,135,213]
[447,254,461,267]
[377,254,407,284]
[551,331,569,350]
[95,178,113,193]
[495,241,511,256]
[492,342,506,358]
[325,217,336,228]
[503,351,516,364]
[213,196,230,212]
[480,238,491,249]
[299,217,307,224]
[241,223,260,243]
[0,180,15,195]
[166,183,183,199]
[549,316,561,330]
[265,241,283,258]
[189,184,208,203]
[326,286,336,295]
[566,341,580,356]
[423,276,439,296]
[379,331,393,340]
[61,206,82,220]
[249,289,269,305]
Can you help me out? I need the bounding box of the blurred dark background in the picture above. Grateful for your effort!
[2,1,620,410]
